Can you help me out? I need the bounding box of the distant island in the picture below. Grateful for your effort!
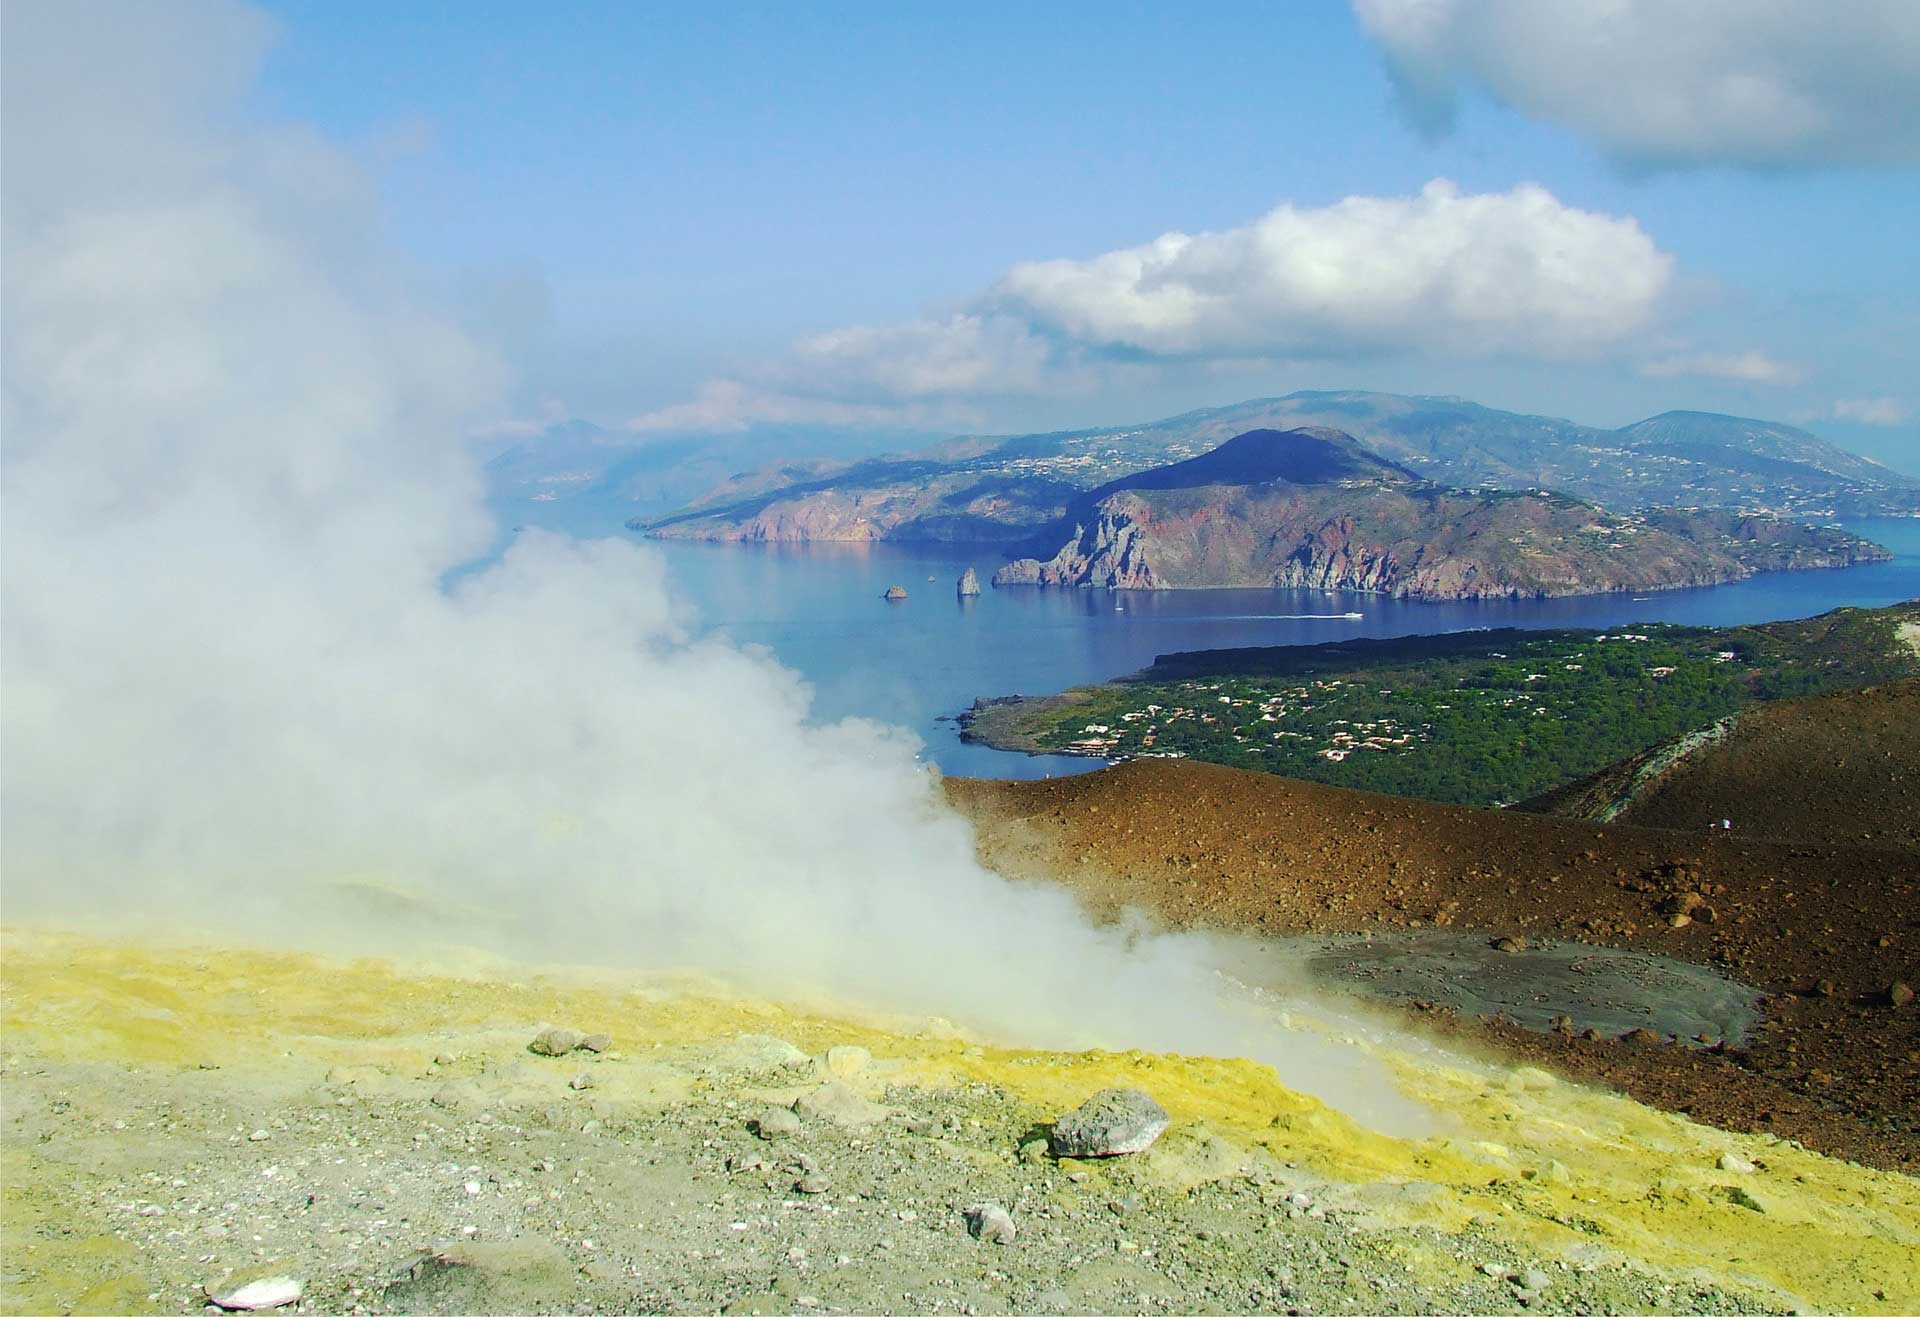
[986,427,1886,600]
[958,600,1920,809]
[628,390,1920,547]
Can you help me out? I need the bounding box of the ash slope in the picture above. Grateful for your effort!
[6,934,1918,1317]
[1520,678,1920,852]
[945,757,1920,1173]
[632,391,1920,542]
[991,427,1885,600]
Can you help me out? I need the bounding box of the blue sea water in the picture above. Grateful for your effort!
[499,500,1920,779]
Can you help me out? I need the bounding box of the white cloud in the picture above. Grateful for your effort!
[1354,0,1920,168]
[632,181,1673,431]
[1832,397,1912,426]
[1640,350,1804,385]
[1,0,1423,1125]
[993,181,1669,359]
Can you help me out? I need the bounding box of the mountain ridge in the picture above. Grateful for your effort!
[988,429,1888,599]
[632,390,1919,542]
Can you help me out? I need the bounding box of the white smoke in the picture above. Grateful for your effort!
[1,0,1426,1130]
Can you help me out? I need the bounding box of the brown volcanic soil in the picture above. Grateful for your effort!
[1527,679,1920,852]
[944,759,1920,1172]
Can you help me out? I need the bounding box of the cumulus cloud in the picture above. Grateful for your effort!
[1354,0,1920,168]
[993,181,1669,359]
[1831,397,1912,426]
[1639,350,1804,385]
[1,0,1418,1127]
[632,181,1672,431]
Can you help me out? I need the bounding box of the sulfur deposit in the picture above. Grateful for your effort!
[4,930,1915,1315]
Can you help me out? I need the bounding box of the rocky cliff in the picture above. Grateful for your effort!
[625,392,1920,542]
[992,467,1889,601]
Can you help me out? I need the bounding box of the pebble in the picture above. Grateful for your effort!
[247,1130,272,1142]
[1891,982,1915,1008]
[752,1108,802,1140]
[1049,1088,1170,1158]
[568,1072,594,1092]
[794,1174,831,1195]
[432,1053,455,1067]
[529,1028,583,1057]
[965,1203,1017,1245]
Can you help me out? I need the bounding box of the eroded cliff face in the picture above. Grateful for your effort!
[991,496,1161,588]
[991,484,1888,601]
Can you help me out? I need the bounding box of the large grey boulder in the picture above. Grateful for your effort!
[1049,1088,1170,1158]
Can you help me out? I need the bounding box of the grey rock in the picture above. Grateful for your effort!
[1517,1268,1552,1292]
[567,1072,593,1091]
[205,1276,303,1311]
[751,1108,802,1140]
[528,1027,583,1057]
[1717,1151,1755,1174]
[579,1032,612,1053]
[1049,1088,1170,1157]
[792,1081,885,1127]
[820,1045,870,1078]
[794,1174,831,1195]
[957,567,982,597]
[1018,1138,1050,1165]
[965,1203,1017,1245]
[430,1080,487,1112]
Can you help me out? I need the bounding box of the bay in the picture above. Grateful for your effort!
[500,499,1920,779]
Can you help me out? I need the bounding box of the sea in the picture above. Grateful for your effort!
[494,502,1920,779]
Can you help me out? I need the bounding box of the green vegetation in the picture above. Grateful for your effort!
[973,602,1920,808]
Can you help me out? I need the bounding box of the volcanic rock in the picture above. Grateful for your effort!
[205,1275,303,1311]
[751,1107,802,1140]
[528,1027,583,1057]
[793,1081,885,1127]
[965,1203,1017,1245]
[1049,1088,1170,1157]
[821,1045,870,1078]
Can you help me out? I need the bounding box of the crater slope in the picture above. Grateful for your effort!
[945,758,1920,1172]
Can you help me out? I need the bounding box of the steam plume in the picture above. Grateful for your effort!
[2,0,1423,1130]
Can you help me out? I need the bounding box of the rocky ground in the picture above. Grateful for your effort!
[945,757,1920,1172]
[7,934,1915,1316]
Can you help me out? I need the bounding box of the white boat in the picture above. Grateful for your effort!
[1342,611,1364,619]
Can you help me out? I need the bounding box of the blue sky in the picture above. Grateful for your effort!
[251,1,1919,469]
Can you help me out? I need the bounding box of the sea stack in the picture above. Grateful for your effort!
[957,567,982,597]
[883,584,908,601]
